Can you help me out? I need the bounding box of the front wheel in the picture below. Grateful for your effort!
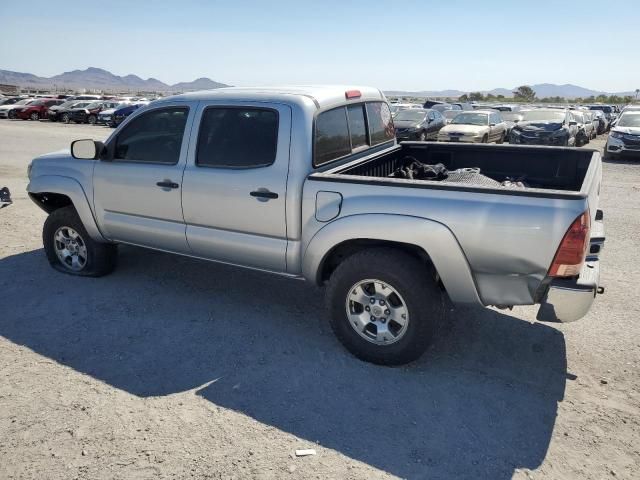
[326,248,444,365]
[43,206,117,277]
[30,111,40,121]
[61,113,70,123]
[87,114,97,125]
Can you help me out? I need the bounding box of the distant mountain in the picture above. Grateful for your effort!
[386,83,635,99]
[0,67,229,92]
[172,77,228,91]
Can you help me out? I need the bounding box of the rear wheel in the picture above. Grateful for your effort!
[8,110,16,119]
[87,114,97,125]
[482,134,488,143]
[497,132,505,144]
[43,206,117,277]
[326,248,444,365]
[30,111,39,121]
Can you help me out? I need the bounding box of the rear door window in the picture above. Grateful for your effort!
[196,107,279,168]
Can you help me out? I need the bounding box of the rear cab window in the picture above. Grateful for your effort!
[314,101,394,167]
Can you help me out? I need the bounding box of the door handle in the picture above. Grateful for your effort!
[156,181,179,189]
[250,190,278,200]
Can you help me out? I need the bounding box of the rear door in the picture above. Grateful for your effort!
[93,102,197,253]
[181,102,291,272]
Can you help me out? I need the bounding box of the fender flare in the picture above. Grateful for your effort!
[27,175,106,242]
[302,214,482,306]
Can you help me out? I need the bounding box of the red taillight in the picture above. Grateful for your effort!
[548,211,590,277]
[345,90,361,99]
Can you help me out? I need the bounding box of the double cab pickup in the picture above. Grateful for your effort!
[27,86,605,364]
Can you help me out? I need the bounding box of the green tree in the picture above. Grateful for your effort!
[468,91,484,101]
[513,85,536,102]
[458,94,469,102]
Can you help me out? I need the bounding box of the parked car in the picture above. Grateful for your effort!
[510,109,578,146]
[569,111,591,146]
[450,101,474,111]
[69,101,120,124]
[587,105,614,126]
[431,103,461,113]
[67,95,102,101]
[423,100,446,108]
[575,110,596,141]
[394,108,445,141]
[437,110,507,143]
[442,109,461,124]
[0,97,26,107]
[605,111,640,160]
[97,103,128,125]
[500,111,524,141]
[47,100,83,121]
[110,102,147,127]
[389,103,423,118]
[0,98,35,119]
[14,98,65,121]
[56,101,95,123]
[26,86,604,365]
[591,110,609,134]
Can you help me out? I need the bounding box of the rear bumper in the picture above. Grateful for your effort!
[537,211,605,323]
[536,260,602,322]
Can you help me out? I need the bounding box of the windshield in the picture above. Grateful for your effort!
[395,110,426,122]
[617,114,640,128]
[443,110,460,119]
[432,104,458,112]
[501,112,523,122]
[521,110,566,122]
[58,100,79,108]
[451,112,488,126]
[73,102,92,109]
[85,102,103,109]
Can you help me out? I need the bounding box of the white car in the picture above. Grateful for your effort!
[605,111,640,160]
[437,110,507,143]
[0,98,35,119]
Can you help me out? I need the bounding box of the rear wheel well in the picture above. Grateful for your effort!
[28,192,73,214]
[319,239,441,287]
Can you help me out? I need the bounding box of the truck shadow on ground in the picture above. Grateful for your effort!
[0,246,567,479]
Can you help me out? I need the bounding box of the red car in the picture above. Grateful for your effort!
[13,98,64,121]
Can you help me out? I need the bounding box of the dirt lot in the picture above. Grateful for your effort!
[0,120,639,480]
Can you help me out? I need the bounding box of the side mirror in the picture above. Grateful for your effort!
[71,139,102,159]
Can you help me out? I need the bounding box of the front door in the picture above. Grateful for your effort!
[181,102,291,272]
[93,102,196,253]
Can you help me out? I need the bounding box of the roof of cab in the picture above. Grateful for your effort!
[161,85,386,110]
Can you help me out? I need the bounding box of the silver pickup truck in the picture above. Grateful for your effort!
[27,86,605,365]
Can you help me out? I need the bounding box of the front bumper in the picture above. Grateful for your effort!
[437,135,483,143]
[537,211,605,323]
[0,110,10,118]
[510,132,567,145]
[606,136,640,158]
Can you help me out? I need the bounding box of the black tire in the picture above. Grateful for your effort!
[482,134,488,143]
[87,114,97,125]
[8,110,16,119]
[326,248,444,365]
[30,111,39,121]
[43,206,117,277]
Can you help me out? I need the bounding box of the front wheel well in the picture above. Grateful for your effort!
[28,192,73,214]
[319,239,441,287]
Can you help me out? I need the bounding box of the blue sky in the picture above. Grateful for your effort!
[1,0,638,92]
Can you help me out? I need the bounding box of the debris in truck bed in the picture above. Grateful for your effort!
[390,158,526,189]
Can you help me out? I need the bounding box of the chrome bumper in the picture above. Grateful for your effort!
[537,211,605,323]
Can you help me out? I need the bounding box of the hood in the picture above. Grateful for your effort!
[394,120,423,129]
[515,121,563,132]
[440,124,487,135]
[612,126,640,135]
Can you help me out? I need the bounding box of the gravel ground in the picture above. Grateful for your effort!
[0,120,639,480]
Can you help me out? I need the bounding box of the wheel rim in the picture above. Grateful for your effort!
[53,226,87,271]
[88,116,96,124]
[31,112,38,120]
[62,114,69,122]
[345,279,410,345]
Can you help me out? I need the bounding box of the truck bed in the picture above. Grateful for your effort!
[313,142,599,197]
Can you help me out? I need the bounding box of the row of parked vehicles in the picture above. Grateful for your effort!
[0,94,151,127]
[389,100,633,150]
